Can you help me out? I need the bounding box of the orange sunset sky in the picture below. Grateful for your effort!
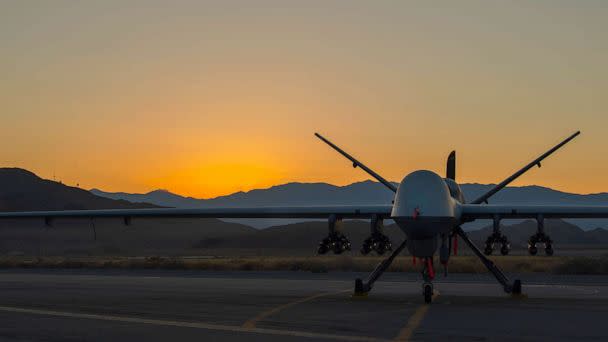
[1,1,607,198]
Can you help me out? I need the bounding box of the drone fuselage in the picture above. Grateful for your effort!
[392,170,462,257]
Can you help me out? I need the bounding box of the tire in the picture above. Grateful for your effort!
[424,284,433,304]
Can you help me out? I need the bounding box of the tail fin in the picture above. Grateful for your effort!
[446,151,456,180]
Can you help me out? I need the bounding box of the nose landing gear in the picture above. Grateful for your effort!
[422,257,435,304]
[423,283,433,304]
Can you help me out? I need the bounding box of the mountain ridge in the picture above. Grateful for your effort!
[0,167,607,255]
[93,180,608,201]
[91,180,608,230]
[0,168,159,211]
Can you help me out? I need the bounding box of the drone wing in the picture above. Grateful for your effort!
[0,205,393,220]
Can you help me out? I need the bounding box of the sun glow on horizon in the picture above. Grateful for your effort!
[1,1,607,197]
[145,161,288,199]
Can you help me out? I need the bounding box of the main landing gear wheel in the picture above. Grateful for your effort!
[423,283,433,304]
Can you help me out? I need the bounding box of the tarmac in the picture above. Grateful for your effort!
[0,269,606,341]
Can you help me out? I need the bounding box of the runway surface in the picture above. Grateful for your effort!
[0,269,607,341]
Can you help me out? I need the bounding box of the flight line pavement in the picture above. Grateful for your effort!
[0,269,606,341]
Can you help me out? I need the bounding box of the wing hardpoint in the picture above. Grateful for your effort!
[0,205,393,220]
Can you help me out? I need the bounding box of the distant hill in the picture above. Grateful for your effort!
[92,181,608,230]
[0,167,606,255]
[0,168,159,211]
[91,181,395,207]
[0,168,256,256]
[89,189,204,208]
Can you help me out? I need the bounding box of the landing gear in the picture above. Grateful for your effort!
[423,283,433,304]
[421,257,435,304]
[455,226,522,295]
[353,239,408,296]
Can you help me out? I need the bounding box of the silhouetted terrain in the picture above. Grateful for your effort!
[0,168,254,256]
[92,181,608,230]
[0,167,607,257]
[0,168,158,211]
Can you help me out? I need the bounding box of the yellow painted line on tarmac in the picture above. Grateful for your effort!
[0,305,389,342]
[242,289,350,329]
[393,291,439,342]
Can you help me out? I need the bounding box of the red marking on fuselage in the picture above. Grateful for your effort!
[426,257,435,280]
[412,207,420,219]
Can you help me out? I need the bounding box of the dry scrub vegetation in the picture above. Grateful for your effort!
[0,255,607,274]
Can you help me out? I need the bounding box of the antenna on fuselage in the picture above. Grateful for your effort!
[314,133,397,193]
